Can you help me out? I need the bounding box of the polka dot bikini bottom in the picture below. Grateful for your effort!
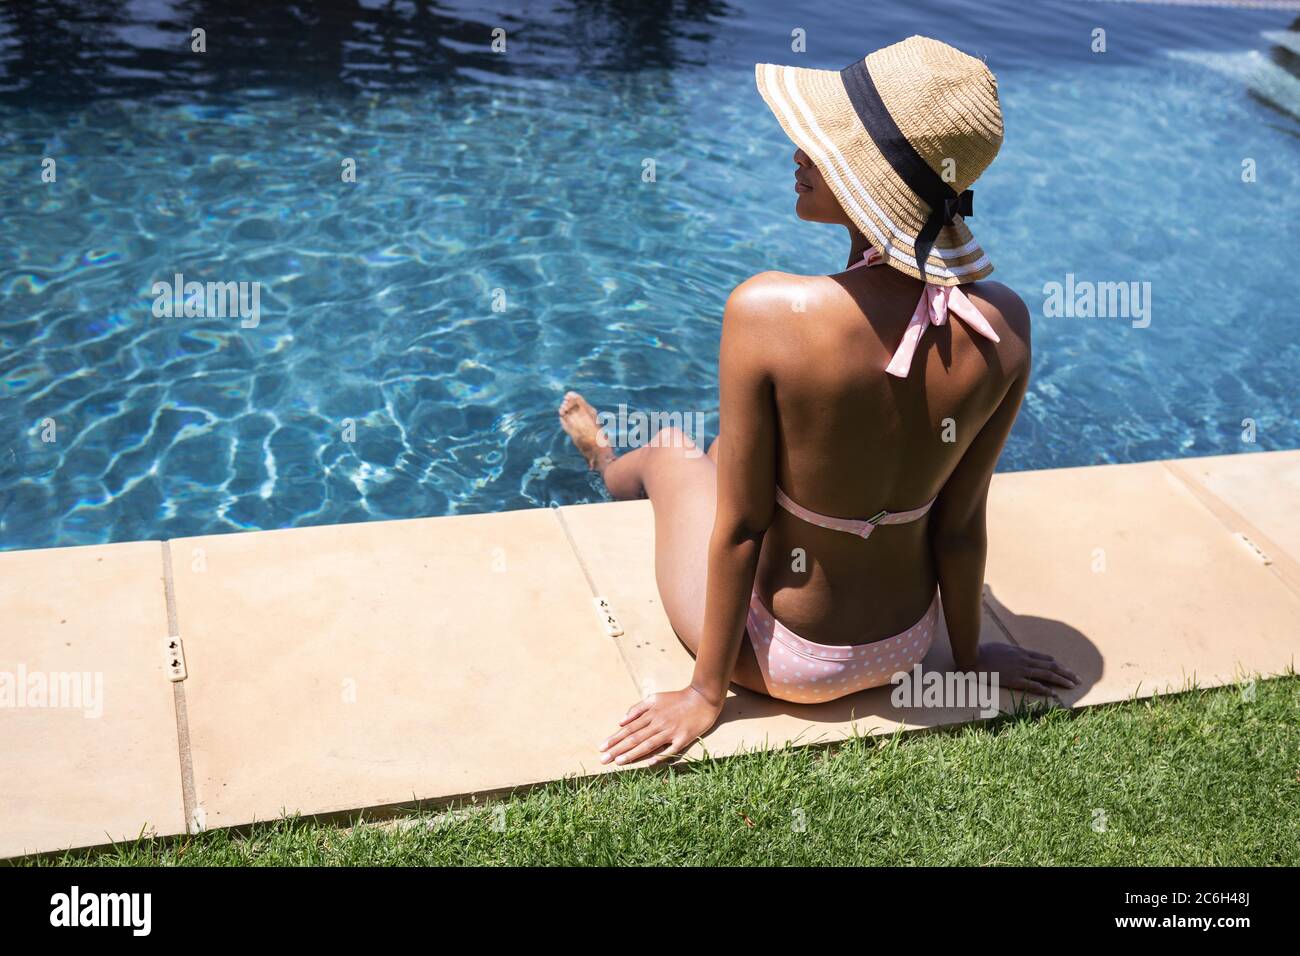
[745,590,938,704]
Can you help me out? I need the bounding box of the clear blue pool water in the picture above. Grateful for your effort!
[1,0,1298,551]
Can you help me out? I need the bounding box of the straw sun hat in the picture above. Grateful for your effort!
[756,35,1003,287]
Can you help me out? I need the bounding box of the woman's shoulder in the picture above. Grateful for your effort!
[726,269,815,301]
[965,279,1032,364]
[722,270,833,323]
[966,279,1029,332]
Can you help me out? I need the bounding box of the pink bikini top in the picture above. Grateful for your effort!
[774,486,935,539]
[773,247,998,537]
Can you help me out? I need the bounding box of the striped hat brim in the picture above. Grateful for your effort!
[755,61,993,286]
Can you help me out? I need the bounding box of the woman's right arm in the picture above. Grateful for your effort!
[929,367,1027,669]
[928,312,1078,694]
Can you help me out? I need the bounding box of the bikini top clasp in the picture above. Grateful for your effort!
[774,486,934,540]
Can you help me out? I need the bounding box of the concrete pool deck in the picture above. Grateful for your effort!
[2,449,1298,859]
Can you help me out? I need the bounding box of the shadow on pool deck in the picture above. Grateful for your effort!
[1,450,1298,859]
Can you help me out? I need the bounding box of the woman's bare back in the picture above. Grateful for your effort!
[747,263,1032,644]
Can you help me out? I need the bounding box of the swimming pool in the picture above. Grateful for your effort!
[1,0,1298,551]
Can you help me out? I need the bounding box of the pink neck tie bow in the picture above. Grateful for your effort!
[849,248,1001,378]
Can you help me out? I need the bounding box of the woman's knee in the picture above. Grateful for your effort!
[639,427,711,493]
[651,425,689,449]
[648,426,706,460]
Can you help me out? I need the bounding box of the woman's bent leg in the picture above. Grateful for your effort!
[559,395,767,695]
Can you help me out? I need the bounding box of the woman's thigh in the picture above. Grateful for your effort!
[637,434,767,696]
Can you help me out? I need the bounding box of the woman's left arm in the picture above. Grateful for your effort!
[690,279,778,706]
[598,276,780,766]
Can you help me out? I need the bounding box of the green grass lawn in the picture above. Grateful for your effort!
[26,675,1300,866]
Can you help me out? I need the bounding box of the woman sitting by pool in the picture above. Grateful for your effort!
[560,36,1078,766]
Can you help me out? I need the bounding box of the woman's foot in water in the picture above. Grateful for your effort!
[559,391,616,474]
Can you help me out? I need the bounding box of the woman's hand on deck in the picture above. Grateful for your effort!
[599,687,723,766]
[973,642,1079,697]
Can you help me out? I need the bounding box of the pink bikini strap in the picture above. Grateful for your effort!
[774,486,935,540]
[847,248,1001,378]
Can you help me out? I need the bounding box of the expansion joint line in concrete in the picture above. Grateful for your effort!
[981,593,1020,647]
[549,507,644,696]
[1161,461,1300,602]
[160,540,201,834]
